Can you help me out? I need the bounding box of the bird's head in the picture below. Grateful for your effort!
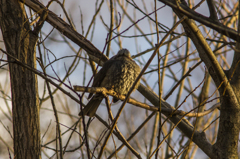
[117,48,131,59]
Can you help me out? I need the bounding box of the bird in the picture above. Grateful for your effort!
[79,48,141,117]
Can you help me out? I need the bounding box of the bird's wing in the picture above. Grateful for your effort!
[88,59,117,99]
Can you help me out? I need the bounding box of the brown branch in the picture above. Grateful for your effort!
[74,85,158,112]
[158,0,240,42]
[0,48,80,104]
[104,97,141,158]
[20,0,108,65]
[164,61,202,100]
[206,0,218,21]
[73,85,220,117]
[17,0,217,157]
[159,0,239,158]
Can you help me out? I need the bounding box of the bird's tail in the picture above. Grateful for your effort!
[79,95,103,117]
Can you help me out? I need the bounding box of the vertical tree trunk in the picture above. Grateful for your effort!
[0,0,41,158]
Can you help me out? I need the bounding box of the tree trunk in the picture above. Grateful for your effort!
[0,0,41,158]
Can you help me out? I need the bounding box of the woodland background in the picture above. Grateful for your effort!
[0,0,239,158]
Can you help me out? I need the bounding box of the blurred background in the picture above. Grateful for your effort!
[0,0,238,158]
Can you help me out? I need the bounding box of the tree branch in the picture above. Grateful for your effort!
[18,0,216,157]
[158,0,240,42]
[74,85,220,117]
[160,0,240,158]
[20,0,108,66]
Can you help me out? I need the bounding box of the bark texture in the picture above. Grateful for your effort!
[162,0,240,158]
[0,0,40,158]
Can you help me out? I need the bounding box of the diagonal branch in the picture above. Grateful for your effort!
[19,0,215,157]
[159,0,240,158]
[20,0,108,65]
[158,0,240,42]
[74,85,220,117]
[164,1,236,98]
